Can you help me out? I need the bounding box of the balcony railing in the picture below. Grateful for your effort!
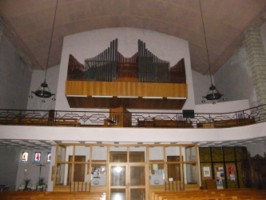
[0,104,265,128]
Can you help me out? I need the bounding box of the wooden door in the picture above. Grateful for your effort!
[68,156,85,184]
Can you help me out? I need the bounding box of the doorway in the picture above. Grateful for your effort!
[109,148,146,200]
[110,164,146,200]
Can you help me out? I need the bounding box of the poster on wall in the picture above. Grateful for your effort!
[226,163,236,181]
[214,165,224,189]
[202,166,211,178]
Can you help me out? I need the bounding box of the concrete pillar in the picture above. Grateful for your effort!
[245,26,266,106]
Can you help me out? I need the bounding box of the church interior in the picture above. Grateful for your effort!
[1,0,266,199]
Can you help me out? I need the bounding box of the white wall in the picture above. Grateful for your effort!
[260,22,266,56]
[214,46,256,106]
[213,21,266,107]
[195,99,250,113]
[190,22,266,107]
[27,65,59,110]
[0,146,20,191]
[246,142,266,157]
[47,146,56,191]
[0,36,32,109]
[55,27,195,111]
[16,149,51,191]
[192,70,212,105]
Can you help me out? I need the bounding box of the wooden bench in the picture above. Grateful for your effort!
[0,116,81,127]
[0,116,20,124]
[138,119,192,128]
[213,118,255,128]
[54,118,80,126]
[151,188,266,200]
[198,118,255,128]
[154,120,193,128]
[0,192,105,200]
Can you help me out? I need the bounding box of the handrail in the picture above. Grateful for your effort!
[0,104,265,128]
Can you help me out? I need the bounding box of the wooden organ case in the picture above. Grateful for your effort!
[65,39,187,110]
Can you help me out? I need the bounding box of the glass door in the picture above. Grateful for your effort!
[129,164,146,200]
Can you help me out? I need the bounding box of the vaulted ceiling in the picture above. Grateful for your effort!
[1,0,266,74]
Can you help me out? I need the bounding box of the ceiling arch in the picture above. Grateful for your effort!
[1,0,266,74]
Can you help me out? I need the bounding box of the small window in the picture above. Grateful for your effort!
[34,152,41,162]
[21,152,29,162]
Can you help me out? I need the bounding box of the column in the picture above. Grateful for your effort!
[245,26,266,106]
[0,17,3,42]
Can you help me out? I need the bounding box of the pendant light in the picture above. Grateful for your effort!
[199,0,223,103]
[30,0,58,102]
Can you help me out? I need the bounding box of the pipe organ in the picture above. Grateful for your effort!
[66,39,187,109]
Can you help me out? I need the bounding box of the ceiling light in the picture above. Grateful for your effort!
[30,0,58,102]
[199,0,224,103]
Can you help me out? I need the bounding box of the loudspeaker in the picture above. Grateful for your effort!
[182,109,195,118]
[48,109,55,122]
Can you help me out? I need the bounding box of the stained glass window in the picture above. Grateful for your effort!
[34,152,41,162]
[47,152,51,162]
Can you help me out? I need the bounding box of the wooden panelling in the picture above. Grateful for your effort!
[66,81,187,98]
[199,147,250,189]
[65,81,187,109]
[66,96,186,109]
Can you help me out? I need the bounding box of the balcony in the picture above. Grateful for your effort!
[0,104,265,129]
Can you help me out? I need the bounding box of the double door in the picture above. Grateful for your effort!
[110,163,146,200]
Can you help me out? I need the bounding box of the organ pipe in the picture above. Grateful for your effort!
[68,39,185,83]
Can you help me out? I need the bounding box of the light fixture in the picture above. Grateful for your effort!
[199,0,223,103]
[30,0,58,102]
